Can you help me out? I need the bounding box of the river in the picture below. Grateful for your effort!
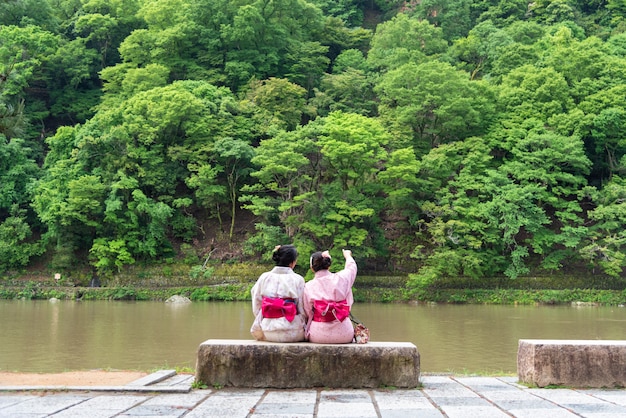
[1,300,624,374]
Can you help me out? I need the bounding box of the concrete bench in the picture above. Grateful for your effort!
[518,339,626,388]
[195,339,420,388]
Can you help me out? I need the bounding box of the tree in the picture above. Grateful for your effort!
[185,163,226,231]
[475,0,530,26]
[285,41,330,95]
[0,135,39,219]
[376,60,496,155]
[366,14,448,72]
[221,0,325,89]
[0,100,26,140]
[35,79,253,270]
[0,205,43,273]
[406,137,507,288]
[448,20,504,80]
[307,0,365,26]
[31,159,98,268]
[498,64,574,123]
[580,176,626,277]
[0,0,58,31]
[241,128,316,237]
[406,128,590,291]
[212,138,255,240]
[490,124,592,271]
[378,147,422,222]
[408,0,474,41]
[0,134,40,273]
[528,0,576,24]
[243,112,390,257]
[447,20,540,81]
[241,77,309,131]
[0,24,59,105]
[311,49,377,117]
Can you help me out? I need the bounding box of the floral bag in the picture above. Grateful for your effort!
[350,314,370,344]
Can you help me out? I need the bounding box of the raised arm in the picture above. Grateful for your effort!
[339,249,357,285]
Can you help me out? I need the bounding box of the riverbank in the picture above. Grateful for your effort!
[3,263,626,305]
[2,282,626,305]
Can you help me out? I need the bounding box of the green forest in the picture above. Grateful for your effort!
[3,0,626,291]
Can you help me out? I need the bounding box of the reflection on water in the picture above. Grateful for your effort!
[1,300,624,373]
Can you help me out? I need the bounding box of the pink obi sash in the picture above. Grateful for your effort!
[312,299,350,322]
[261,296,297,322]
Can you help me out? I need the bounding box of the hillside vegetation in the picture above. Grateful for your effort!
[3,0,626,293]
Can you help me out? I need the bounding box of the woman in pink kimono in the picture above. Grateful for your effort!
[250,245,307,342]
[303,249,357,344]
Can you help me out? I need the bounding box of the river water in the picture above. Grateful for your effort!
[1,300,624,374]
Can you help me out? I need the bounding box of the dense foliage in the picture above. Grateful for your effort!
[4,0,626,291]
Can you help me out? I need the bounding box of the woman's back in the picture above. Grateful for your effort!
[303,250,357,344]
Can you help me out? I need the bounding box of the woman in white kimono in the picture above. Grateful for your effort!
[250,245,307,342]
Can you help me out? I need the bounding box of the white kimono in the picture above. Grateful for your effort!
[250,266,307,342]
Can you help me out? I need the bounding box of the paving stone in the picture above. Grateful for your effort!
[118,404,189,417]
[493,398,566,410]
[3,375,626,417]
[252,401,315,415]
[316,401,377,418]
[564,402,626,416]
[375,389,443,417]
[141,392,208,408]
[424,396,495,407]
[319,389,371,403]
[380,409,444,418]
[183,390,264,418]
[528,388,608,404]
[421,376,482,398]
[0,395,36,408]
[455,376,517,390]
[373,389,434,409]
[438,405,510,418]
[261,390,318,404]
[250,390,317,417]
[0,394,88,414]
[480,390,542,401]
[317,390,376,418]
[52,395,148,418]
[505,408,579,418]
[210,389,266,397]
[582,389,626,406]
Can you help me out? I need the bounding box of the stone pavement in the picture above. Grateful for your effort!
[2,373,626,417]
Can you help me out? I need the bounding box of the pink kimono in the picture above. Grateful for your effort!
[303,255,357,343]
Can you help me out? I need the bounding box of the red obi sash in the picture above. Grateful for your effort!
[261,296,297,322]
[312,299,350,322]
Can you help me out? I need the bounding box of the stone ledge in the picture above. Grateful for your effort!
[196,339,420,388]
[127,369,177,387]
[518,339,626,388]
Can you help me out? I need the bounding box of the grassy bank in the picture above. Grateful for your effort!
[3,263,626,305]
[411,288,626,305]
[2,281,626,306]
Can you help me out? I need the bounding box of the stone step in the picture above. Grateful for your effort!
[127,369,177,387]
[196,339,420,389]
[518,339,626,388]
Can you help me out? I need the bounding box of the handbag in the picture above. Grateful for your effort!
[350,313,370,344]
